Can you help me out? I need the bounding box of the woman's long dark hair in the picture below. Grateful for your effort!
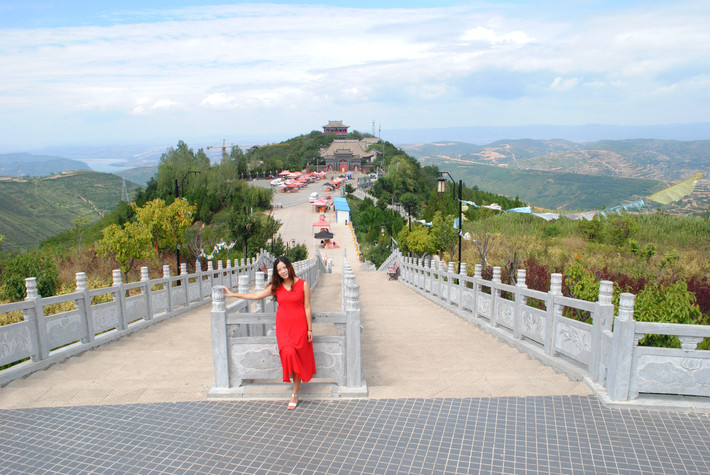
[270,256,296,299]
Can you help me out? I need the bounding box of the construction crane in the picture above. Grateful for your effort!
[207,139,231,161]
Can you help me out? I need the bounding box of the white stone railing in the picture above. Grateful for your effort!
[209,255,366,397]
[393,253,710,403]
[0,251,274,386]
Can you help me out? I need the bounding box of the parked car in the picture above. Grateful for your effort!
[309,192,319,202]
[270,178,284,186]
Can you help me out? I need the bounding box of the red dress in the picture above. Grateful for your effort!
[274,278,316,383]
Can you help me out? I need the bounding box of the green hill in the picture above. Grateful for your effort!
[0,170,140,252]
[423,161,664,211]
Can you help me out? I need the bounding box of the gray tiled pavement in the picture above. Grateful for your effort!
[2,395,710,474]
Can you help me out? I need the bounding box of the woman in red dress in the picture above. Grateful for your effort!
[224,256,316,410]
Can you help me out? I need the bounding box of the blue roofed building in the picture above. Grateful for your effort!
[332,197,351,224]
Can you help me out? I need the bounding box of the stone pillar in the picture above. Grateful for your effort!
[447,261,455,304]
[592,280,615,383]
[607,293,637,401]
[75,272,94,342]
[345,279,363,389]
[163,265,172,313]
[180,263,188,275]
[140,267,153,321]
[473,264,482,318]
[513,269,527,339]
[545,273,563,356]
[210,285,230,389]
[23,277,47,361]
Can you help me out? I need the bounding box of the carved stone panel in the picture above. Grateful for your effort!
[91,302,119,334]
[631,352,710,397]
[554,320,591,365]
[477,295,492,319]
[461,290,473,312]
[46,311,84,349]
[152,292,168,314]
[0,322,33,366]
[125,297,147,322]
[171,288,186,307]
[521,307,546,344]
[496,300,515,330]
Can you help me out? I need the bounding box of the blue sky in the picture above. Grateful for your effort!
[1,0,709,149]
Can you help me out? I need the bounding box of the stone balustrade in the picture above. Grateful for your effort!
[209,252,366,398]
[0,251,274,385]
[391,251,710,403]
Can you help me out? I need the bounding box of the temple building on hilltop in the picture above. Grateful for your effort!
[323,120,349,139]
[320,138,381,173]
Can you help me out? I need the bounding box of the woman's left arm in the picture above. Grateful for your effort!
[303,281,313,342]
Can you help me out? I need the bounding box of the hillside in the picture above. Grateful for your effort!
[0,170,140,252]
[114,165,158,187]
[405,139,709,214]
[0,153,90,177]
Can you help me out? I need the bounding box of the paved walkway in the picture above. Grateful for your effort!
[1,177,709,473]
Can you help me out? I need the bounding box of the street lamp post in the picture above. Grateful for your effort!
[437,172,463,274]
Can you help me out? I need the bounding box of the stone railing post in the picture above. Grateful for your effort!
[113,269,128,330]
[606,293,637,401]
[207,261,215,290]
[345,278,363,389]
[473,264,482,318]
[23,277,47,361]
[210,286,230,389]
[447,261,455,304]
[490,267,501,327]
[141,266,153,321]
[593,280,615,382]
[455,262,467,310]
[545,273,562,356]
[75,272,94,343]
[194,260,203,300]
[163,265,173,313]
[513,269,527,339]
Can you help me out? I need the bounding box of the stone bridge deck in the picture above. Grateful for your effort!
[2,181,709,474]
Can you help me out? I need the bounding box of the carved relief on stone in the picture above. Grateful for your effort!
[477,295,491,318]
[521,308,545,342]
[92,303,119,332]
[461,291,472,311]
[0,324,33,365]
[497,301,514,329]
[46,312,83,348]
[555,321,591,363]
[632,354,710,397]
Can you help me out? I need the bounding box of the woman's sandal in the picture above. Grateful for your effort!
[287,394,299,410]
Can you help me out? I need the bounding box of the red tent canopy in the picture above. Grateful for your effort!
[279,170,290,176]
[313,218,331,227]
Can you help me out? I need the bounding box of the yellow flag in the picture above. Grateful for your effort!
[646,173,702,204]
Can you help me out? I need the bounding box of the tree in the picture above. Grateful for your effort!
[132,198,196,260]
[155,141,210,198]
[227,207,259,257]
[0,249,60,301]
[431,212,459,260]
[71,216,90,254]
[96,222,153,278]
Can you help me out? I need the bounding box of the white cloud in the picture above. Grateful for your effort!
[460,26,536,45]
[1,1,710,146]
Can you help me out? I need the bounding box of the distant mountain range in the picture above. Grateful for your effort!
[0,153,91,177]
[402,138,710,214]
[387,122,710,145]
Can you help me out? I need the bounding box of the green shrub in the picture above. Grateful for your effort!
[633,281,703,348]
[0,250,60,302]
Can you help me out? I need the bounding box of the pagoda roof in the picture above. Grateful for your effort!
[324,120,349,128]
[319,139,375,159]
